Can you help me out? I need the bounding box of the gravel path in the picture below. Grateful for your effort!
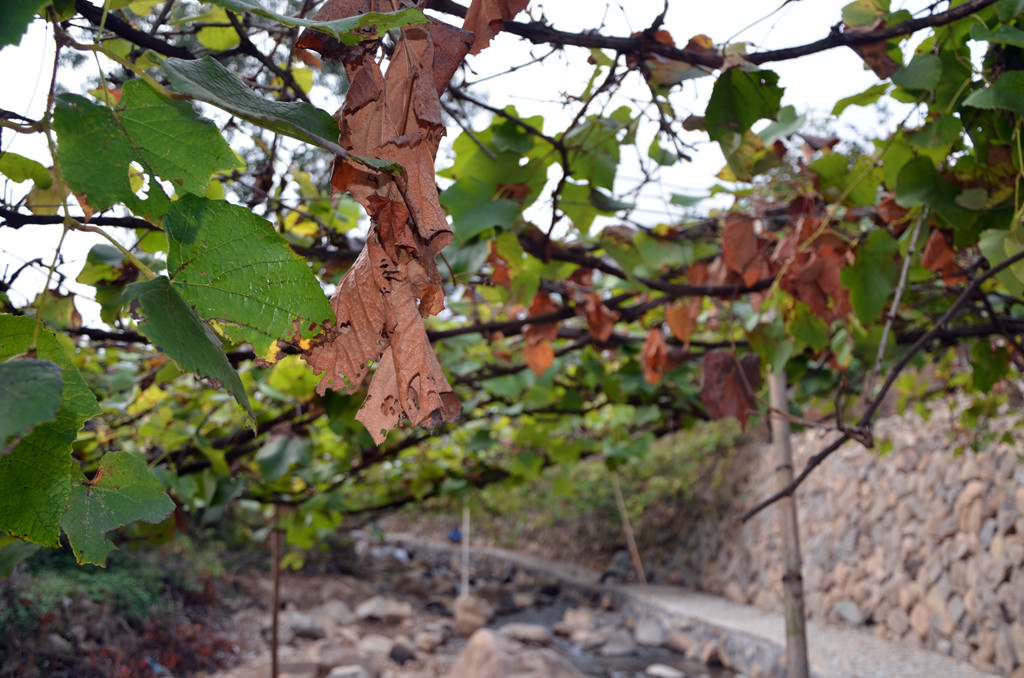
[392,536,1000,678]
[627,586,998,678]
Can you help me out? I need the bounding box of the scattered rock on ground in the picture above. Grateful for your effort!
[599,627,638,657]
[453,593,494,636]
[285,612,328,641]
[634,617,667,646]
[326,665,374,678]
[499,622,552,646]
[553,606,596,636]
[448,628,586,678]
[645,663,686,678]
[354,595,412,622]
[319,600,355,625]
[388,639,416,665]
[357,633,394,655]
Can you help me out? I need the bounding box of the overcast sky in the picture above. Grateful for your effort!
[0,0,932,325]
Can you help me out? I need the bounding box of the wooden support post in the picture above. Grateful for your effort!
[460,503,470,597]
[770,369,810,678]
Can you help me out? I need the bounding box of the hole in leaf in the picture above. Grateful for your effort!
[129,162,149,200]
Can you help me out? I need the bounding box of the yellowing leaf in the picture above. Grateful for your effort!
[524,341,555,376]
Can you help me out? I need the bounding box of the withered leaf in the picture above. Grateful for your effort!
[581,293,619,343]
[779,244,850,323]
[524,292,560,343]
[641,328,668,385]
[921,228,963,285]
[665,299,700,349]
[463,0,529,54]
[846,22,899,79]
[303,16,475,444]
[798,132,840,151]
[722,214,759,277]
[876,193,911,234]
[922,228,954,272]
[296,0,378,71]
[524,340,554,377]
[699,349,759,428]
[486,241,512,290]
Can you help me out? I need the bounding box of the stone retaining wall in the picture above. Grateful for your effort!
[670,402,1024,676]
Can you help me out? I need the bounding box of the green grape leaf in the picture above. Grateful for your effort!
[647,138,677,166]
[205,1,427,46]
[717,130,781,182]
[759,105,805,145]
[810,154,881,207]
[786,302,830,351]
[61,452,175,566]
[53,79,239,217]
[267,355,320,401]
[891,53,942,90]
[195,8,241,50]
[164,194,332,363]
[505,450,545,479]
[970,23,1024,49]
[162,56,339,146]
[564,113,624,190]
[0,358,63,454]
[706,69,783,143]
[123,276,254,419]
[255,435,312,482]
[840,229,899,324]
[979,228,1024,295]
[558,182,601,234]
[0,538,42,577]
[0,0,48,49]
[0,151,51,187]
[964,72,1024,118]
[997,0,1024,22]
[439,177,520,243]
[971,341,1009,391]
[0,316,101,546]
[895,156,940,207]
[832,83,890,116]
[842,0,890,26]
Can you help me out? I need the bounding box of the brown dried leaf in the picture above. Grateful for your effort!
[686,261,708,286]
[498,182,532,203]
[706,255,731,287]
[293,46,323,70]
[779,243,850,324]
[876,193,911,234]
[582,293,619,343]
[683,33,713,52]
[567,267,594,289]
[641,328,668,385]
[304,18,475,443]
[846,23,899,79]
[922,229,954,272]
[722,214,758,276]
[699,349,758,428]
[463,0,530,55]
[524,292,560,343]
[524,340,554,376]
[74,193,96,221]
[486,241,512,290]
[921,228,963,284]
[798,132,840,151]
[296,0,377,71]
[682,115,705,131]
[771,215,819,265]
[665,299,700,349]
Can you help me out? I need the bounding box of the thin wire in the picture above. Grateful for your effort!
[1,22,49,157]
